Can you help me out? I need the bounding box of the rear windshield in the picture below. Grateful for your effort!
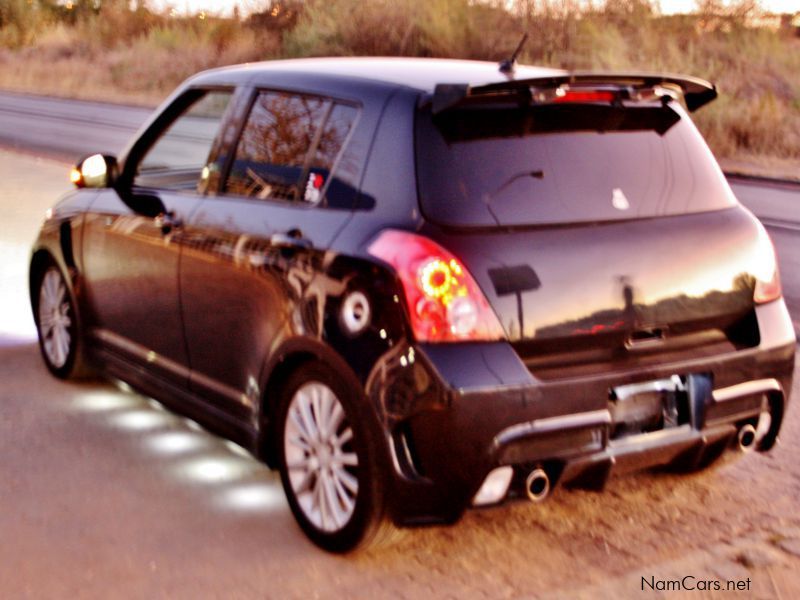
[415,102,736,227]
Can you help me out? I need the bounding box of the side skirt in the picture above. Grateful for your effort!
[90,344,260,456]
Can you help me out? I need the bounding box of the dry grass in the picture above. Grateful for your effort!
[0,1,798,177]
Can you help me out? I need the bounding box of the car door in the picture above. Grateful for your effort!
[179,89,362,420]
[81,88,235,387]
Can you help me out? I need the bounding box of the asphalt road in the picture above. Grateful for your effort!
[2,94,800,598]
[0,91,151,160]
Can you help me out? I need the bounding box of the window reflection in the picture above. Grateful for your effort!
[225,92,357,207]
[226,92,327,201]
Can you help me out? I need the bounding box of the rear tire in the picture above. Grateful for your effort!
[276,362,391,552]
[33,263,90,379]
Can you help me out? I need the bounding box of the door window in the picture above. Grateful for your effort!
[224,91,358,207]
[133,90,233,192]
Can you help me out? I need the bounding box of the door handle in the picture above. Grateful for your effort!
[155,211,183,235]
[270,229,313,250]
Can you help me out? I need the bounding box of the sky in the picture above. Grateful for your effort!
[150,1,800,17]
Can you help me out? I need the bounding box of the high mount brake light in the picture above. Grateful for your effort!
[553,90,616,104]
[368,230,506,343]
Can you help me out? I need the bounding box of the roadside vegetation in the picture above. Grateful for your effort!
[0,0,798,177]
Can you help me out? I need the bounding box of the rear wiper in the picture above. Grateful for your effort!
[482,169,544,225]
[488,170,544,198]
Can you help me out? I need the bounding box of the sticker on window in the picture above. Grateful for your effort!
[304,172,325,204]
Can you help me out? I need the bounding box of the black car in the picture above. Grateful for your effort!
[30,57,795,552]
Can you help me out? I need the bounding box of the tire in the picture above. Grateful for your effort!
[33,263,90,379]
[276,362,392,552]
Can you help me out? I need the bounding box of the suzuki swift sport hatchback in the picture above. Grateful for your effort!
[30,58,795,552]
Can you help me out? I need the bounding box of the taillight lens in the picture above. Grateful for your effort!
[754,234,782,304]
[368,230,505,342]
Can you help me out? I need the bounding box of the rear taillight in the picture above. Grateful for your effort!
[754,234,782,304]
[368,230,505,342]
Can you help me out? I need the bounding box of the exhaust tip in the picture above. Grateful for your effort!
[525,468,550,503]
[738,424,757,452]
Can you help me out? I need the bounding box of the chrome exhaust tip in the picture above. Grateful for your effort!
[738,424,757,452]
[525,468,550,503]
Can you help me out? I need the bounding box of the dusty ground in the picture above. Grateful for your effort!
[1,150,800,598]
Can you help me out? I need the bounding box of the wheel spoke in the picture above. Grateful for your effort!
[52,325,65,366]
[42,272,57,306]
[288,406,312,442]
[293,469,315,495]
[322,470,346,529]
[335,466,359,495]
[55,282,66,305]
[327,401,345,439]
[39,311,55,333]
[286,455,311,471]
[331,469,355,515]
[333,450,358,468]
[311,384,326,440]
[336,426,353,446]
[316,473,333,531]
[297,393,319,441]
[288,433,311,453]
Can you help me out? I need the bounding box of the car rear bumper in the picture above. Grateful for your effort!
[376,300,795,526]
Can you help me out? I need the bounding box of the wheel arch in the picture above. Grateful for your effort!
[256,338,380,469]
[258,348,317,467]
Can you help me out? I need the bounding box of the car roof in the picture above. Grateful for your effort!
[189,57,567,93]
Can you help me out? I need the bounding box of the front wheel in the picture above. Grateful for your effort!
[33,264,89,379]
[276,362,391,552]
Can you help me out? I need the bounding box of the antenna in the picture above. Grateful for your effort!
[499,33,529,74]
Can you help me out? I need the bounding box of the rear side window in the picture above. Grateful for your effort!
[416,102,736,227]
[224,91,358,208]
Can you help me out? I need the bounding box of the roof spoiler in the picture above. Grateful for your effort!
[431,72,717,114]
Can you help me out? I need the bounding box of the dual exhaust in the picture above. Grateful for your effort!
[525,467,551,503]
[737,423,757,452]
[520,414,767,503]
[738,409,772,453]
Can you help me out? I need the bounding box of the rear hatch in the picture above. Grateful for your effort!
[415,88,770,379]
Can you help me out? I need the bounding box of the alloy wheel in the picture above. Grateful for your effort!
[38,268,72,369]
[283,381,359,532]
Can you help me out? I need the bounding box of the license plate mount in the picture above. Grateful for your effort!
[609,375,688,438]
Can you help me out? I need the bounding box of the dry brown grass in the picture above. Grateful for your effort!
[0,1,798,178]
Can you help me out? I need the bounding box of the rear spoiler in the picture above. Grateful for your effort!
[431,72,717,114]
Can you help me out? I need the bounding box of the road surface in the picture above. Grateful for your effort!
[2,95,800,598]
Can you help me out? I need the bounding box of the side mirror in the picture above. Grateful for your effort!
[70,154,118,189]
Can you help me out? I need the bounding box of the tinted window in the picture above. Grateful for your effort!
[416,103,736,227]
[306,104,359,207]
[134,90,232,191]
[225,92,357,207]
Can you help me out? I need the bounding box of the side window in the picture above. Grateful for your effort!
[306,104,359,208]
[133,90,233,192]
[225,90,358,207]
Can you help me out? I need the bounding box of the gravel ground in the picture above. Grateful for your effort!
[1,150,799,598]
